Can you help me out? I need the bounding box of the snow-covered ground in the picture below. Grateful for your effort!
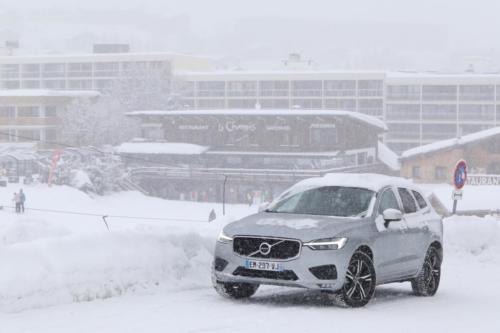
[0,184,499,332]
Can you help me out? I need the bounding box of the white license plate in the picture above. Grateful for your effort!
[245,259,283,272]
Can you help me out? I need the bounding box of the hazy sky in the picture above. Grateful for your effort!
[1,0,500,71]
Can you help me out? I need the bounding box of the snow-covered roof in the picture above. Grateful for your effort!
[401,127,500,160]
[115,142,209,155]
[377,142,400,171]
[289,173,416,193]
[127,109,387,131]
[0,89,100,98]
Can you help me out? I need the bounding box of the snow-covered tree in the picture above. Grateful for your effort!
[61,62,180,147]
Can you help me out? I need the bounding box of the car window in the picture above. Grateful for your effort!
[266,186,375,217]
[412,190,428,209]
[398,188,418,214]
[378,189,400,215]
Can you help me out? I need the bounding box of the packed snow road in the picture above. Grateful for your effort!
[0,184,499,332]
[1,253,499,333]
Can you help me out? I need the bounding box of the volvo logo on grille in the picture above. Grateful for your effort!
[259,242,272,255]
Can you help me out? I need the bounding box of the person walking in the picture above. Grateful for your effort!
[12,192,20,213]
[19,189,26,213]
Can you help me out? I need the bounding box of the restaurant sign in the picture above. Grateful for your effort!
[466,174,500,186]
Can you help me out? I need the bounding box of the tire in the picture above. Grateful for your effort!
[411,246,441,296]
[337,251,376,308]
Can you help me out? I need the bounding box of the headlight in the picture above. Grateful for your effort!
[303,237,347,250]
[217,230,233,243]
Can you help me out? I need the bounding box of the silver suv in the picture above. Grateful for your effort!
[212,173,443,307]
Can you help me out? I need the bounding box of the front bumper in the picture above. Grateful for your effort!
[212,239,351,291]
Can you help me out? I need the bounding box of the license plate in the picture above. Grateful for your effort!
[245,259,283,272]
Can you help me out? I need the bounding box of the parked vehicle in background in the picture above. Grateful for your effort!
[212,173,443,307]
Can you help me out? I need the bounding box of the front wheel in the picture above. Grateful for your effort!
[411,246,441,296]
[337,251,376,307]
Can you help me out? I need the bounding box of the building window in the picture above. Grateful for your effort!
[412,166,421,179]
[42,63,65,78]
[386,85,420,100]
[0,106,15,118]
[357,80,383,97]
[197,81,225,97]
[386,104,420,121]
[422,124,456,141]
[44,106,58,117]
[435,166,447,181]
[459,104,494,122]
[17,129,41,141]
[459,85,494,101]
[422,85,456,101]
[291,99,322,109]
[45,129,58,141]
[0,129,16,142]
[310,126,337,147]
[324,80,356,97]
[260,81,289,97]
[357,152,367,165]
[291,80,322,97]
[17,106,40,117]
[325,99,356,111]
[227,81,257,97]
[358,99,383,117]
[422,104,456,121]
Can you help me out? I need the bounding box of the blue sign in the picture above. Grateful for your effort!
[453,160,467,190]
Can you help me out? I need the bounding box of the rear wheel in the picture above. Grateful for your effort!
[337,251,376,307]
[213,280,259,299]
[412,246,441,296]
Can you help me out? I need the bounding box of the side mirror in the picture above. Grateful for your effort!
[383,208,403,227]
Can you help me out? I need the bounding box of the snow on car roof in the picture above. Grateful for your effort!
[289,173,416,193]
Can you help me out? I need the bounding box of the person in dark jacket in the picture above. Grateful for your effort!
[19,189,26,213]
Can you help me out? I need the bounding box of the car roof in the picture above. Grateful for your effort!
[290,173,420,193]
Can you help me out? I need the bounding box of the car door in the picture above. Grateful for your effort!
[395,187,423,275]
[372,186,412,282]
[407,189,435,268]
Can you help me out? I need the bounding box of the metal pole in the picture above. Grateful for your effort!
[222,175,228,216]
[452,199,458,215]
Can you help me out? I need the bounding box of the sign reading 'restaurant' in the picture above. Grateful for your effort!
[467,174,500,185]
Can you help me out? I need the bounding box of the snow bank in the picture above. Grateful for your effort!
[444,215,500,262]
[0,224,214,312]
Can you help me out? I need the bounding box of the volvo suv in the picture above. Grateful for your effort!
[212,173,443,307]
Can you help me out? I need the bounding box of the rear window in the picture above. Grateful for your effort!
[398,188,418,214]
[412,190,428,209]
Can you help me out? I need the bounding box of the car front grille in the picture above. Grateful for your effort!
[233,236,301,260]
[232,267,299,281]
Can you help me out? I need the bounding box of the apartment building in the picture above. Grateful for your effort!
[385,73,500,152]
[177,71,385,118]
[0,90,99,146]
[0,52,213,91]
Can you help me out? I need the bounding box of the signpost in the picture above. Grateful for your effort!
[452,159,467,214]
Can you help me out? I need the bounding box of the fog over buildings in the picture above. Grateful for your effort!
[2,0,500,72]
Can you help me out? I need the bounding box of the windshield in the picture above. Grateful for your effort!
[266,186,375,217]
